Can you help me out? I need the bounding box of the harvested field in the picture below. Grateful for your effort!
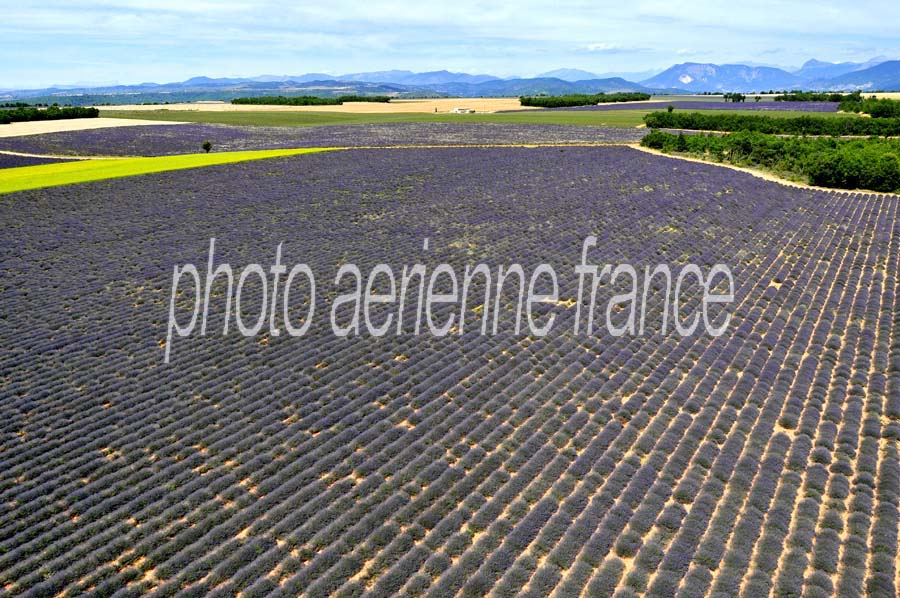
[0,117,186,138]
[98,98,538,114]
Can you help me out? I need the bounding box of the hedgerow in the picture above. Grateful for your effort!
[644,110,900,135]
[839,97,900,118]
[0,105,99,124]
[641,130,900,192]
[519,92,650,108]
[775,90,859,102]
[231,95,390,105]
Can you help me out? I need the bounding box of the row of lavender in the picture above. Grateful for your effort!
[0,154,75,169]
[0,123,647,158]
[543,101,841,112]
[1,147,898,597]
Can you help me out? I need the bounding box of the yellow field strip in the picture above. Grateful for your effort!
[0,148,337,195]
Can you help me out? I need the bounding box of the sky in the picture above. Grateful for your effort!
[4,0,900,89]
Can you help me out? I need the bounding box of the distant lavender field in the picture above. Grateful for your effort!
[0,123,647,157]
[550,101,841,112]
[0,153,76,169]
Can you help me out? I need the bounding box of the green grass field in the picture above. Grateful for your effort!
[0,148,334,194]
[102,108,860,128]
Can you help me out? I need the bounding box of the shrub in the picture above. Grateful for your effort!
[614,530,642,558]
[840,96,900,117]
[805,570,834,598]
[587,558,625,597]
[530,565,562,595]
[461,572,492,597]
[812,528,841,573]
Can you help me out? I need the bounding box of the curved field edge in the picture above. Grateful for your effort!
[628,145,900,197]
[0,148,336,195]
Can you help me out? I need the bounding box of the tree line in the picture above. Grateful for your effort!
[643,110,900,136]
[723,93,747,103]
[0,106,99,125]
[770,91,900,118]
[231,95,391,106]
[838,96,900,118]
[774,91,861,102]
[641,130,900,192]
[519,92,651,108]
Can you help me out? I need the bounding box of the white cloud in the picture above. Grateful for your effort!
[3,0,900,87]
[586,43,620,52]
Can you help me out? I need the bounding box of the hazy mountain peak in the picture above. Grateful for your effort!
[816,59,900,90]
[536,68,599,82]
[641,62,802,92]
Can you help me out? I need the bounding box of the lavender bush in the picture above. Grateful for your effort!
[0,153,76,168]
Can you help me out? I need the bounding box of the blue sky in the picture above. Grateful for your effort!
[4,0,899,88]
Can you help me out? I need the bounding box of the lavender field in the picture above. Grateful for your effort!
[2,145,898,597]
[0,153,76,168]
[548,101,841,112]
[0,123,647,157]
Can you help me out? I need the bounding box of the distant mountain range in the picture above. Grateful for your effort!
[5,58,900,105]
[0,74,678,105]
[792,57,886,80]
[640,58,900,92]
[337,70,500,85]
[640,63,803,92]
[817,60,900,90]
[536,68,663,83]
